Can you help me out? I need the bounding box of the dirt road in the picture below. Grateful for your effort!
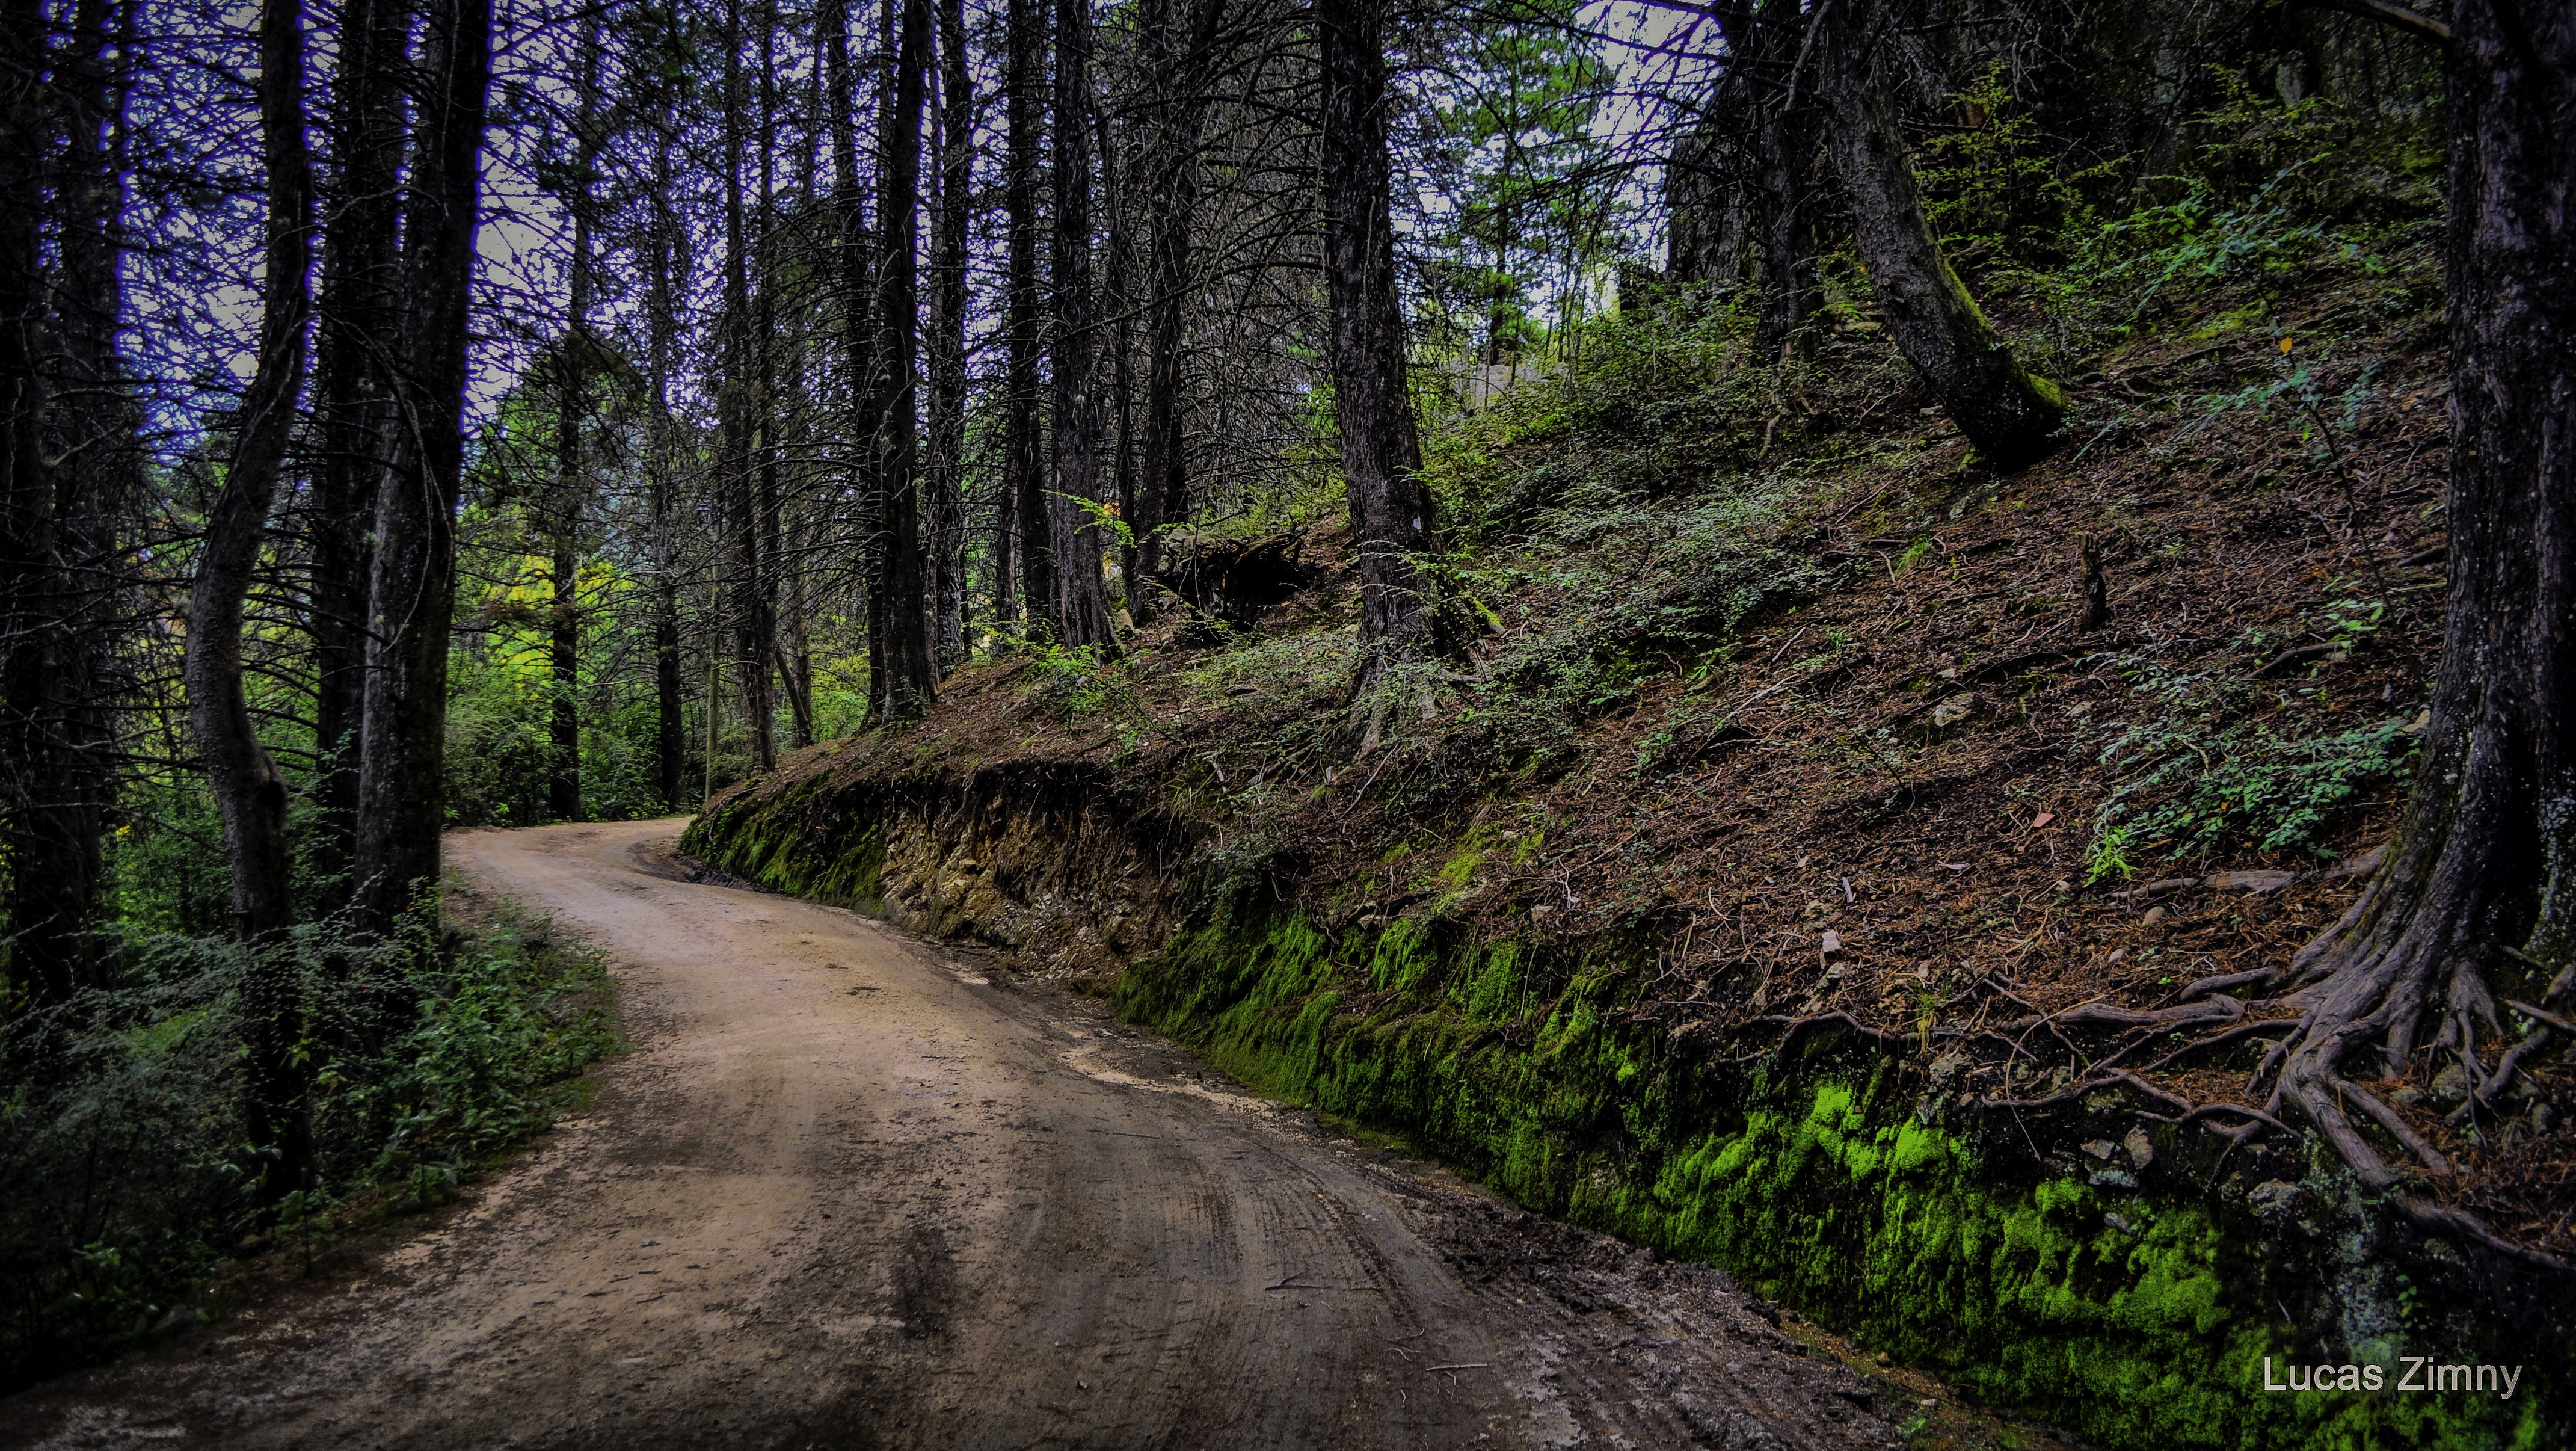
[5,820,1904,1450]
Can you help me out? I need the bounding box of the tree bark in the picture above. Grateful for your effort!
[647,129,686,811]
[1101,110,1137,615]
[352,0,490,934]
[826,0,880,715]
[1666,0,1818,357]
[875,0,941,717]
[186,0,316,1200]
[5,0,131,999]
[1004,0,1051,638]
[751,4,788,754]
[1132,0,1225,611]
[1315,0,1439,692]
[1047,0,1118,652]
[1811,0,2064,469]
[1741,0,1819,359]
[720,0,775,771]
[310,0,406,902]
[0,0,52,1000]
[546,22,599,821]
[2258,0,2576,1236]
[928,0,971,672]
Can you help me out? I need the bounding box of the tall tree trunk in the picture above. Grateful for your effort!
[1003,0,1050,638]
[186,0,315,1200]
[6,0,132,999]
[751,2,787,756]
[1047,0,1117,650]
[1315,0,1439,692]
[874,0,940,716]
[830,0,890,722]
[1665,0,1816,355]
[720,0,775,772]
[1739,0,1820,359]
[647,130,686,811]
[1132,0,1223,612]
[0,0,52,1000]
[546,22,599,821]
[927,0,970,672]
[1811,0,2064,469]
[310,0,406,901]
[2250,0,2576,1258]
[1100,110,1137,617]
[352,0,490,934]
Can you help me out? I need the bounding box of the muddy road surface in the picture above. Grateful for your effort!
[5,820,1906,1451]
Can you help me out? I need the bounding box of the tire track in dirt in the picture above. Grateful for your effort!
[2,820,1904,1450]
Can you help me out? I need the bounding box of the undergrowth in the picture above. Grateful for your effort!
[0,891,616,1390]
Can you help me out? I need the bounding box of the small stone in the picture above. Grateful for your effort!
[2088,1168,2138,1189]
[2103,1213,2132,1233]
[2390,1086,2427,1109]
[2430,1063,2470,1106]
[2124,1126,2154,1169]
[2140,906,2168,928]
[1930,695,1975,729]
[2248,1180,2300,1217]
[1821,929,1845,958]
[2082,1139,2117,1160]
[1928,1051,1969,1087]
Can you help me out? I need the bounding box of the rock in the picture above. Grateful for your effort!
[2124,1126,2155,1169]
[2140,906,2168,928]
[2431,1062,2470,1106]
[1928,1050,1969,1087]
[2390,1086,2428,1109]
[2089,1168,2138,1189]
[2249,1180,2301,1219]
[1930,695,1976,728]
[2082,1139,2117,1160]
[1820,929,1844,958]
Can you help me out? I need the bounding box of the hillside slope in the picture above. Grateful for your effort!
[687,177,2572,1448]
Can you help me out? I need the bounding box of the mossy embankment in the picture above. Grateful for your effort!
[1119,907,2558,1451]
[687,757,2564,1450]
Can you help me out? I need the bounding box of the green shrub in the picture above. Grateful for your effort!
[0,902,615,1390]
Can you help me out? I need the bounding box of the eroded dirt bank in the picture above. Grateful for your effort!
[0,821,1913,1451]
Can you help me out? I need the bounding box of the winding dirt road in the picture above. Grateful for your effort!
[4,820,1904,1450]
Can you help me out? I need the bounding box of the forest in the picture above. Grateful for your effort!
[1,0,2570,1441]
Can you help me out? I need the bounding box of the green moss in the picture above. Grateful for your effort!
[1111,907,2554,1451]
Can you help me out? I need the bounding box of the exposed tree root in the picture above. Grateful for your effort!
[2394,1195,2575,1273]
